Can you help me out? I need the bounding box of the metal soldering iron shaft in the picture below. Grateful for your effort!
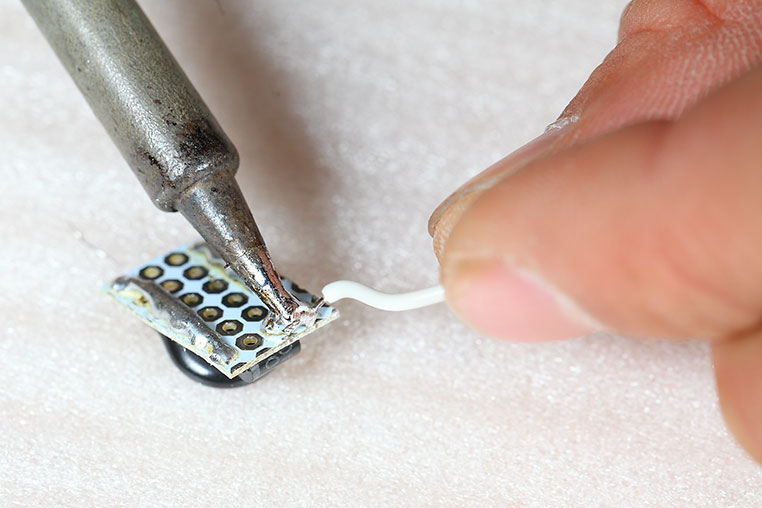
[23,0,312,329]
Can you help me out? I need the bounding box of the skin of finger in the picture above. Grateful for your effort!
[560,0,762,143]
[713,330,762,463]
[431,0,762,262]
[429,127,569,260]
[429,127,568,236]
[441,64,762,340]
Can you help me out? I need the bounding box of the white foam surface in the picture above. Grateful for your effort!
[1,1,760,506]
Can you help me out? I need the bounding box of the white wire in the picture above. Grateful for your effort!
[321,280,445,311]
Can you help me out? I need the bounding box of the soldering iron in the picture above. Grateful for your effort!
[23,0,445,387]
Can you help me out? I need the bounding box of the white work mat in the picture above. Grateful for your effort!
[1,1,760,506]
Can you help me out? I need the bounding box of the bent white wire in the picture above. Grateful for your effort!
[321,281,445,311]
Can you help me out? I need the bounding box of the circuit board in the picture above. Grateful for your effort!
[105,242,337,379]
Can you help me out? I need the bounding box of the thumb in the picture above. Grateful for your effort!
[438,63,762,341]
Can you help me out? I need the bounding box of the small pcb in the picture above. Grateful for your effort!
[106,242,337,379]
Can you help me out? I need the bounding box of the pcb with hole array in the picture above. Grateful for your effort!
[105,242,337,379]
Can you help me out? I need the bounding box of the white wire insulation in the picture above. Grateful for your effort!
[321,281,445,311]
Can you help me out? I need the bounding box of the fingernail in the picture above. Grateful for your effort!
[428,125,571,243]
[446,259,596,341]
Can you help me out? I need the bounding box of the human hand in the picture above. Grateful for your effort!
[429,0,762,461]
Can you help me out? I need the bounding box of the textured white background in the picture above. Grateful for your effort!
[2,1,761,506]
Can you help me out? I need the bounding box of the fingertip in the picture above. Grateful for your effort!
[431,191,481,262]
[428,126,571,256]
[712,331,762,463]
[444,258,596,341]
